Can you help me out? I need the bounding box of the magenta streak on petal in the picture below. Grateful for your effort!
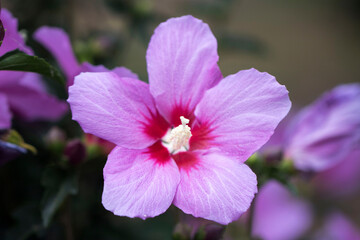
[145,141,171,165]
[172,151,199,171]
[139,107,169,140]
[189,121,218,151]
[169,102,195,127]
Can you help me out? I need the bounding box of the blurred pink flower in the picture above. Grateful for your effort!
[252,180,313,240]
[259,84,360,196]
[284,84,360,171]
[0,9,67,130]
[314,212,360,240]
[68,16,291,224]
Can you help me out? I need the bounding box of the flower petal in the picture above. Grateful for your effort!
[18,72,47,92]
[252,180,313,240]
[0,94,11,129]
[284,83,360,171]
[147,15,222,125]
[2,81,67,121]
[34,26,80,83]
[194,68,291,163]
[0,9,32,87]
[173,150,257,224]
[102,145,180,219]
[312,150,360,196]
[68,72,169,149]
[0,9,32,56]
[112,66,139,79]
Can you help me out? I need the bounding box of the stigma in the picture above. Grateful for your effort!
[162,116,192,153]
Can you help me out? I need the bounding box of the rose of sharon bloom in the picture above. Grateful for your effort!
[284,83,360,171]
[252,180,313,240]
[314,212,360,240]
[68,16,291,224]
[34,26,138,153]
[0,9,67,130]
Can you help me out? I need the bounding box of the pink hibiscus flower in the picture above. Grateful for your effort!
[68,16,291,224]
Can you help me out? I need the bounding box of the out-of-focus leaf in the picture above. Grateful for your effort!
[0,50,65,86]
[2,129,36,154]
[41,167,78,227]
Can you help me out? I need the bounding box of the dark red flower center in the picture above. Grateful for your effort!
[143,105,216,170]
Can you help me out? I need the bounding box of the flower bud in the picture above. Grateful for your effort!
[64,139,86,165]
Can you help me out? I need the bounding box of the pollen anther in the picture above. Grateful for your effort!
[168,116,192,152]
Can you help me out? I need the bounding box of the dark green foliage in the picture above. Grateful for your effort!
[0,50,65,86]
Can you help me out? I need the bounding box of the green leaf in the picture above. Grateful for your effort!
[41,167,78,227]
[0,49,65,86]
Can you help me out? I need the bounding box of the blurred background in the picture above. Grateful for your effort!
[4,0,360,105]
[1,0,360,239]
